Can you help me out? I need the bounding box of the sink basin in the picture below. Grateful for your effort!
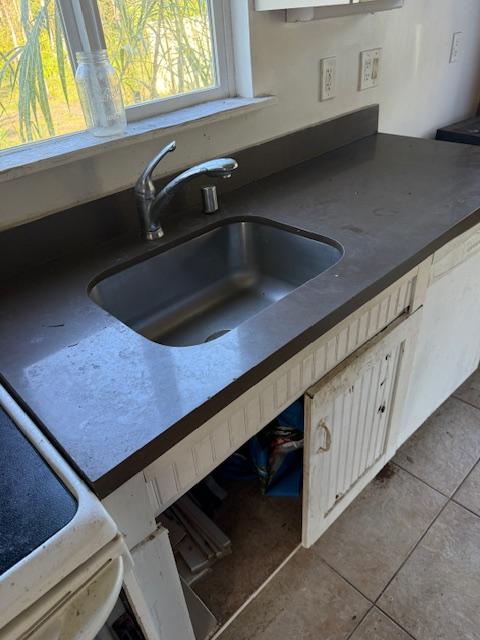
[89,220,343,347]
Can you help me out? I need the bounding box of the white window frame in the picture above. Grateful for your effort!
[57,0,235,123]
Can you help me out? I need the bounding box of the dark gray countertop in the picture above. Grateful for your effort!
[1,132,480,498]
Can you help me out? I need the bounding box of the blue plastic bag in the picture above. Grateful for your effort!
[216,399,304,496]
[249,399,304,496]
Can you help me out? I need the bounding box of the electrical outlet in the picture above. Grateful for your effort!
[320,57,336,101]
[359,48,381,91]
[450,32,464,64]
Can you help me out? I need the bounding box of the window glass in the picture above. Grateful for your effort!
[97,0,216,108]
[0,0,221,152]
[0,0,84,150]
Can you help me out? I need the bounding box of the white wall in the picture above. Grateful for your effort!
[2,0,480,229]
[250,0,480,138]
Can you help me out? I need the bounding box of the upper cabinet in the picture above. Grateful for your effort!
[255,0,404,21]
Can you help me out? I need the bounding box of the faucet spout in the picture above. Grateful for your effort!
[135,143,238,241]
[136,140,176,197]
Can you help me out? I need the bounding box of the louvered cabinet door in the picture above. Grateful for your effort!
[302,312,420,548]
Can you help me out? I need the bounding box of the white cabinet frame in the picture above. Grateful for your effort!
[123,527,195,640]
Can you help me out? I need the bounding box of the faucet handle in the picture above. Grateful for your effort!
[135,140,176,196]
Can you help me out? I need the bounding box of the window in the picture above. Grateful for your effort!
[0,0,233,151]
[0,1,85,150]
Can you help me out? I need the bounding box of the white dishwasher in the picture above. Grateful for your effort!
[0,385,131,640]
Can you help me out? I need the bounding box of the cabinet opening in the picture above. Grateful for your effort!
[160,399,305,638]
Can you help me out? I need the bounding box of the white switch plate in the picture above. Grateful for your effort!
[359,48,381,91]
[320,57,336,101]
[450,32,464,64]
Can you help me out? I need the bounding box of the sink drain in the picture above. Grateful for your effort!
[204,329,231,342]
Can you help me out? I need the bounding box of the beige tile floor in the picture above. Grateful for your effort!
[220,370,480,640]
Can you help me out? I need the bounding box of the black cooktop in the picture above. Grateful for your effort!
[0,406,77,575]
[436,115,480,145]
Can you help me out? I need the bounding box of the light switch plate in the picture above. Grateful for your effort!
[450,32,464,64]
[320,57,336,101]
[359,48,381,91]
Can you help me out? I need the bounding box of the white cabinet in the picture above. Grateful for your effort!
[255,0,403,21]
[302,313,420,547]
[399,224,480,447]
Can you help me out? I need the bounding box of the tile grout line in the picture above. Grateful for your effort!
[391,453,480,503]
[374,498,451,608]
[344,604,374,640]
[375,607,418,640]
[321,482,450,639]
[317,461,456,635]
[215,551,377,640]
[451,497,480,520]
[389,461,450,498]
[375,488,480,638]
[317,452,480,636]
[209,543,303,640]
[330,386,480,638]
[316,560,416,639]
[451,394,480,413]
[375,441,480,606]
[343,603,418,640]
[318,555,377,605]
[348,389,480,637]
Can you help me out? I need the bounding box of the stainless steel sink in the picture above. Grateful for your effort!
[89,220,343,347]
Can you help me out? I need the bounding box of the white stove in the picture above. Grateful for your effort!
[0,385,130,640]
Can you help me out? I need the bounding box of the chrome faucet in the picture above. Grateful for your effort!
[135,141,238,240]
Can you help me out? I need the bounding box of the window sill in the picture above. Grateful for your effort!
[0,96,277,184]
